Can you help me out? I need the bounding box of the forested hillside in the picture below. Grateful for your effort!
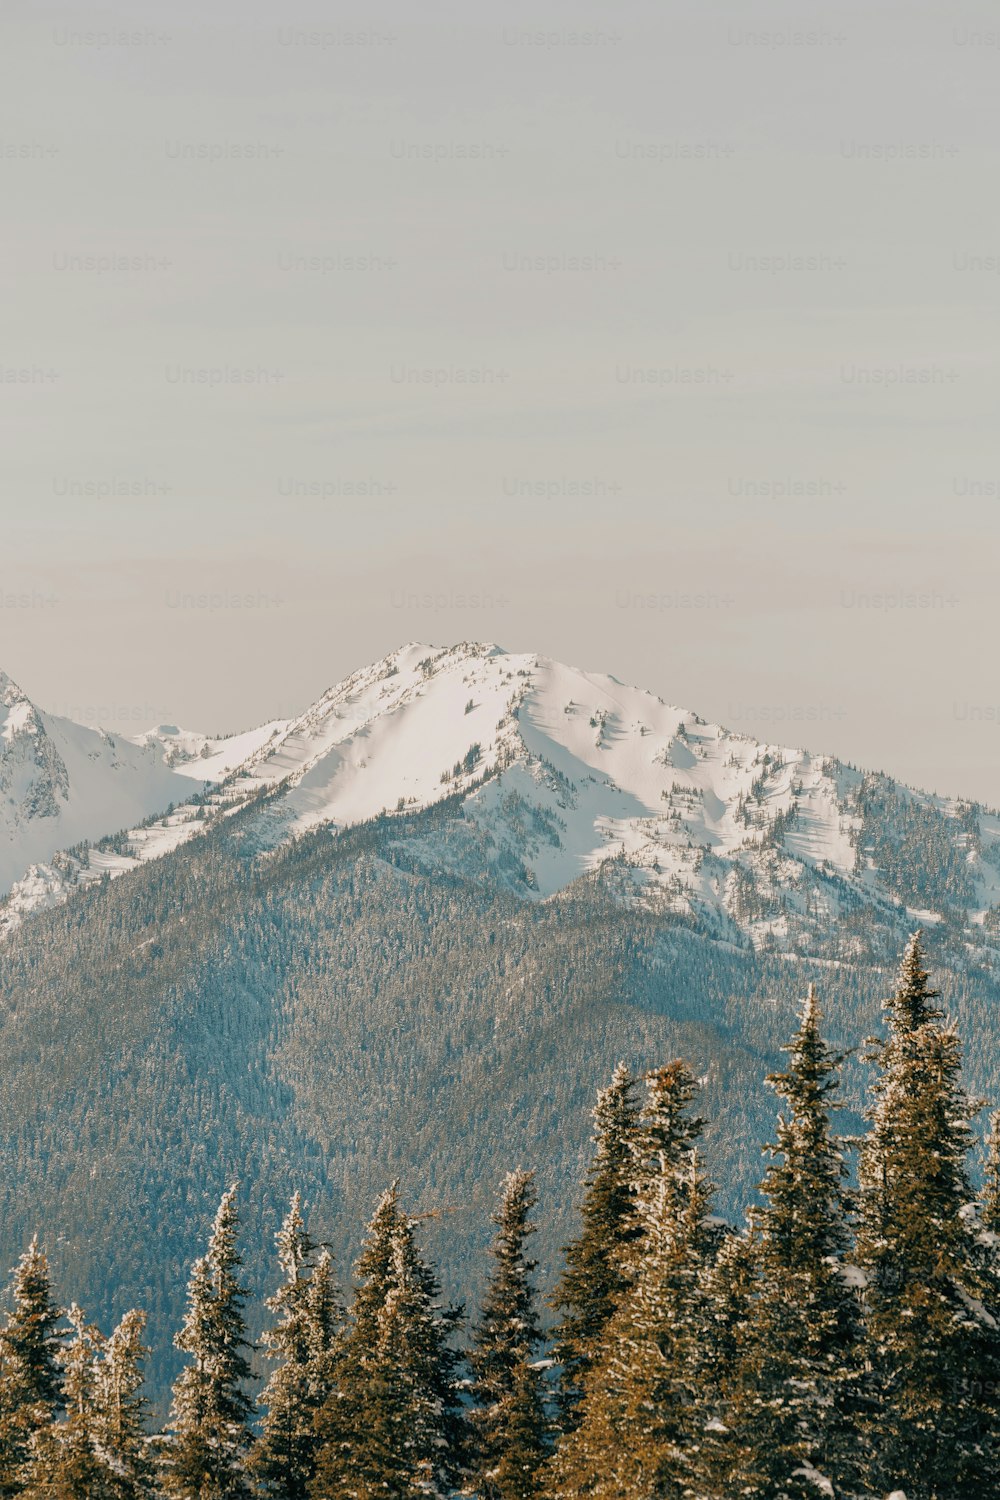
[0,937,996,1498]
[0,785,997,1417]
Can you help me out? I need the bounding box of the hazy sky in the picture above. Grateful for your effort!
[3,0,999,801]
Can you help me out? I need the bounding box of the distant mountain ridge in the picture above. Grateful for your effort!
[2,642,997,972]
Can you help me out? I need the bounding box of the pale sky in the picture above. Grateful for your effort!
[3,0,999,802]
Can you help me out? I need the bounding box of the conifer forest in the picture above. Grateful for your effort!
[1,933,995,1500]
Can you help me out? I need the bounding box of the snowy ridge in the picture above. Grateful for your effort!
[2,643,999,962]
[0,670,200,899]
[133,720,291,781]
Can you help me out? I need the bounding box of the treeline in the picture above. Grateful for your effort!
[2,934,999,1498]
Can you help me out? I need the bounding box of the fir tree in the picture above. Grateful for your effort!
[700,988,861,1499]
[487,1362,551,1500]
[551,1064,640,1428]
[311,1188,464,1499]
[22,1306,152,1499]
[982,1108,1000,1234]
[629,1060,706,1240]
[367,1229,459,1499]
[311,1185,406,1497]
[347,1182,406,1353]
[856,932,1000,1498]
[161,1185,254,1499]
[0,1239,63,1497]
[252,1194,343,1500]
[303,1251,340,1383]
[757,987,851,1274]
[23,1305,107,1498]
[687,1228,760,1497]
[549,1087,716,1499]
[468,1170,549,1499]
[92,1309,155,1499]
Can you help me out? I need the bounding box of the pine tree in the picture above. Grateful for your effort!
[0,1239,63,1497]
[347,1182,406,1353]
[699,988,862,1499]
[252,1194,343,1500]
[21,1306,152,1500]
[551,1064,640,1428]
[687,1228,760,1497]
[628,1061,706,1257]
[91,1309,154,1499]
[368,1229,459,1499]
[548,1079,716,1500]
[23,1304,107,1498]
[311,1185,405,1497]
[856,932,1000,1498]
[161,1185,254,1499]
[468,1170,549,1499]
[311,1187,464,1499]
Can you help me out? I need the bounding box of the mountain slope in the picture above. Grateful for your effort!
[5,642,997,969]
[0,671,203,897]
[0,774,993,1410]
[132,719,290,780]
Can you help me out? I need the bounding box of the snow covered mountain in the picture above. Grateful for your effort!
[2,642,997,965]
[3,643,996,1413]
[0,670,205,902]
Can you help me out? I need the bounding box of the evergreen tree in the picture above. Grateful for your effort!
[468,1170,548,1499]
[687,1228,760,1497]
[311,1185,406,1497]
[982,1108,1000,1234]
[628,1060,706,1252]
[92,1309,155,1499]
[161,1185,254,1499]
[367,1229,459,1499]
[347,1182,406,1353]
[22,1306,151,1500]
[757,987,851,1275]
[252,1194,343,1500]
[856,932,1000,1498]
[632,1060,705,1188]
[549,1086,716,1499]
[0,1239,63,1497]
[698,988,861,1498]
[23,1305,107,1498]
[311,1188,463,1499]
[551,1064,640,1428]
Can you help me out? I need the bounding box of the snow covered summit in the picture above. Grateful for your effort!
[175,639,1000,954]
[208,639,857,893]
[2,642,998,962]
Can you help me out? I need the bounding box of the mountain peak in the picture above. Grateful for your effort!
[0,671,41,745]
[3,645,999,972]
[0,668,31,706]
